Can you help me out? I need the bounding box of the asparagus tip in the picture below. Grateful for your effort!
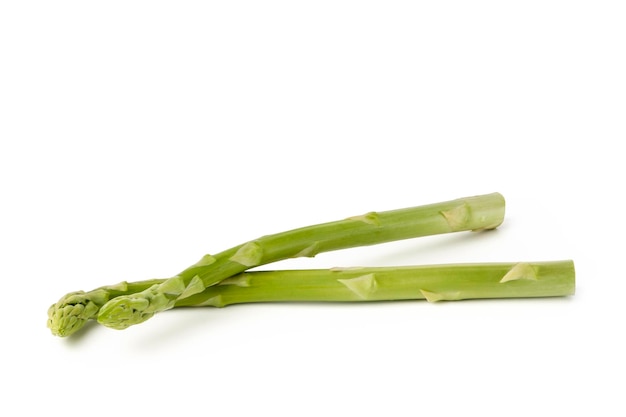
[47,291,100,337]
[97,295,154,330]
[97,283,173,329]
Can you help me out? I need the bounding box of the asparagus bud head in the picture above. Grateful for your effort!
[97,283,177,330]
[47,290,105,337]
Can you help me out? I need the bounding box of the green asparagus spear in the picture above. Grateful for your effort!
[96,193,506,330]
[51,260,573,336]
[50,260,573,337]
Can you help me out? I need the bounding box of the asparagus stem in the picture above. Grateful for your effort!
[50,260,574,337]
[49,193,505,336]
[96,193,506,330]
[174,261,575,307]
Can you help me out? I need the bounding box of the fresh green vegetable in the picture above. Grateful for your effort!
[89,192,506,330]
[49,261,574,336]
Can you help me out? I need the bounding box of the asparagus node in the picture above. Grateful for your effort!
[97,193,505,330]
[175,261,575,307]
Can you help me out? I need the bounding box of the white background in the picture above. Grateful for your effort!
[1,1,624,416]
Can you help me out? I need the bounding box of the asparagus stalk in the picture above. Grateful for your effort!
[176,261,575,307]
[51,261,574,337]
[96,193,505,330]
[49,260,573,337]
[49,192,505,337]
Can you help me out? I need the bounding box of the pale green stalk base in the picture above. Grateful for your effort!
[96,193,506,330]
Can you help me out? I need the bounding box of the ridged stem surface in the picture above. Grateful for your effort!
[176,261,575,307]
